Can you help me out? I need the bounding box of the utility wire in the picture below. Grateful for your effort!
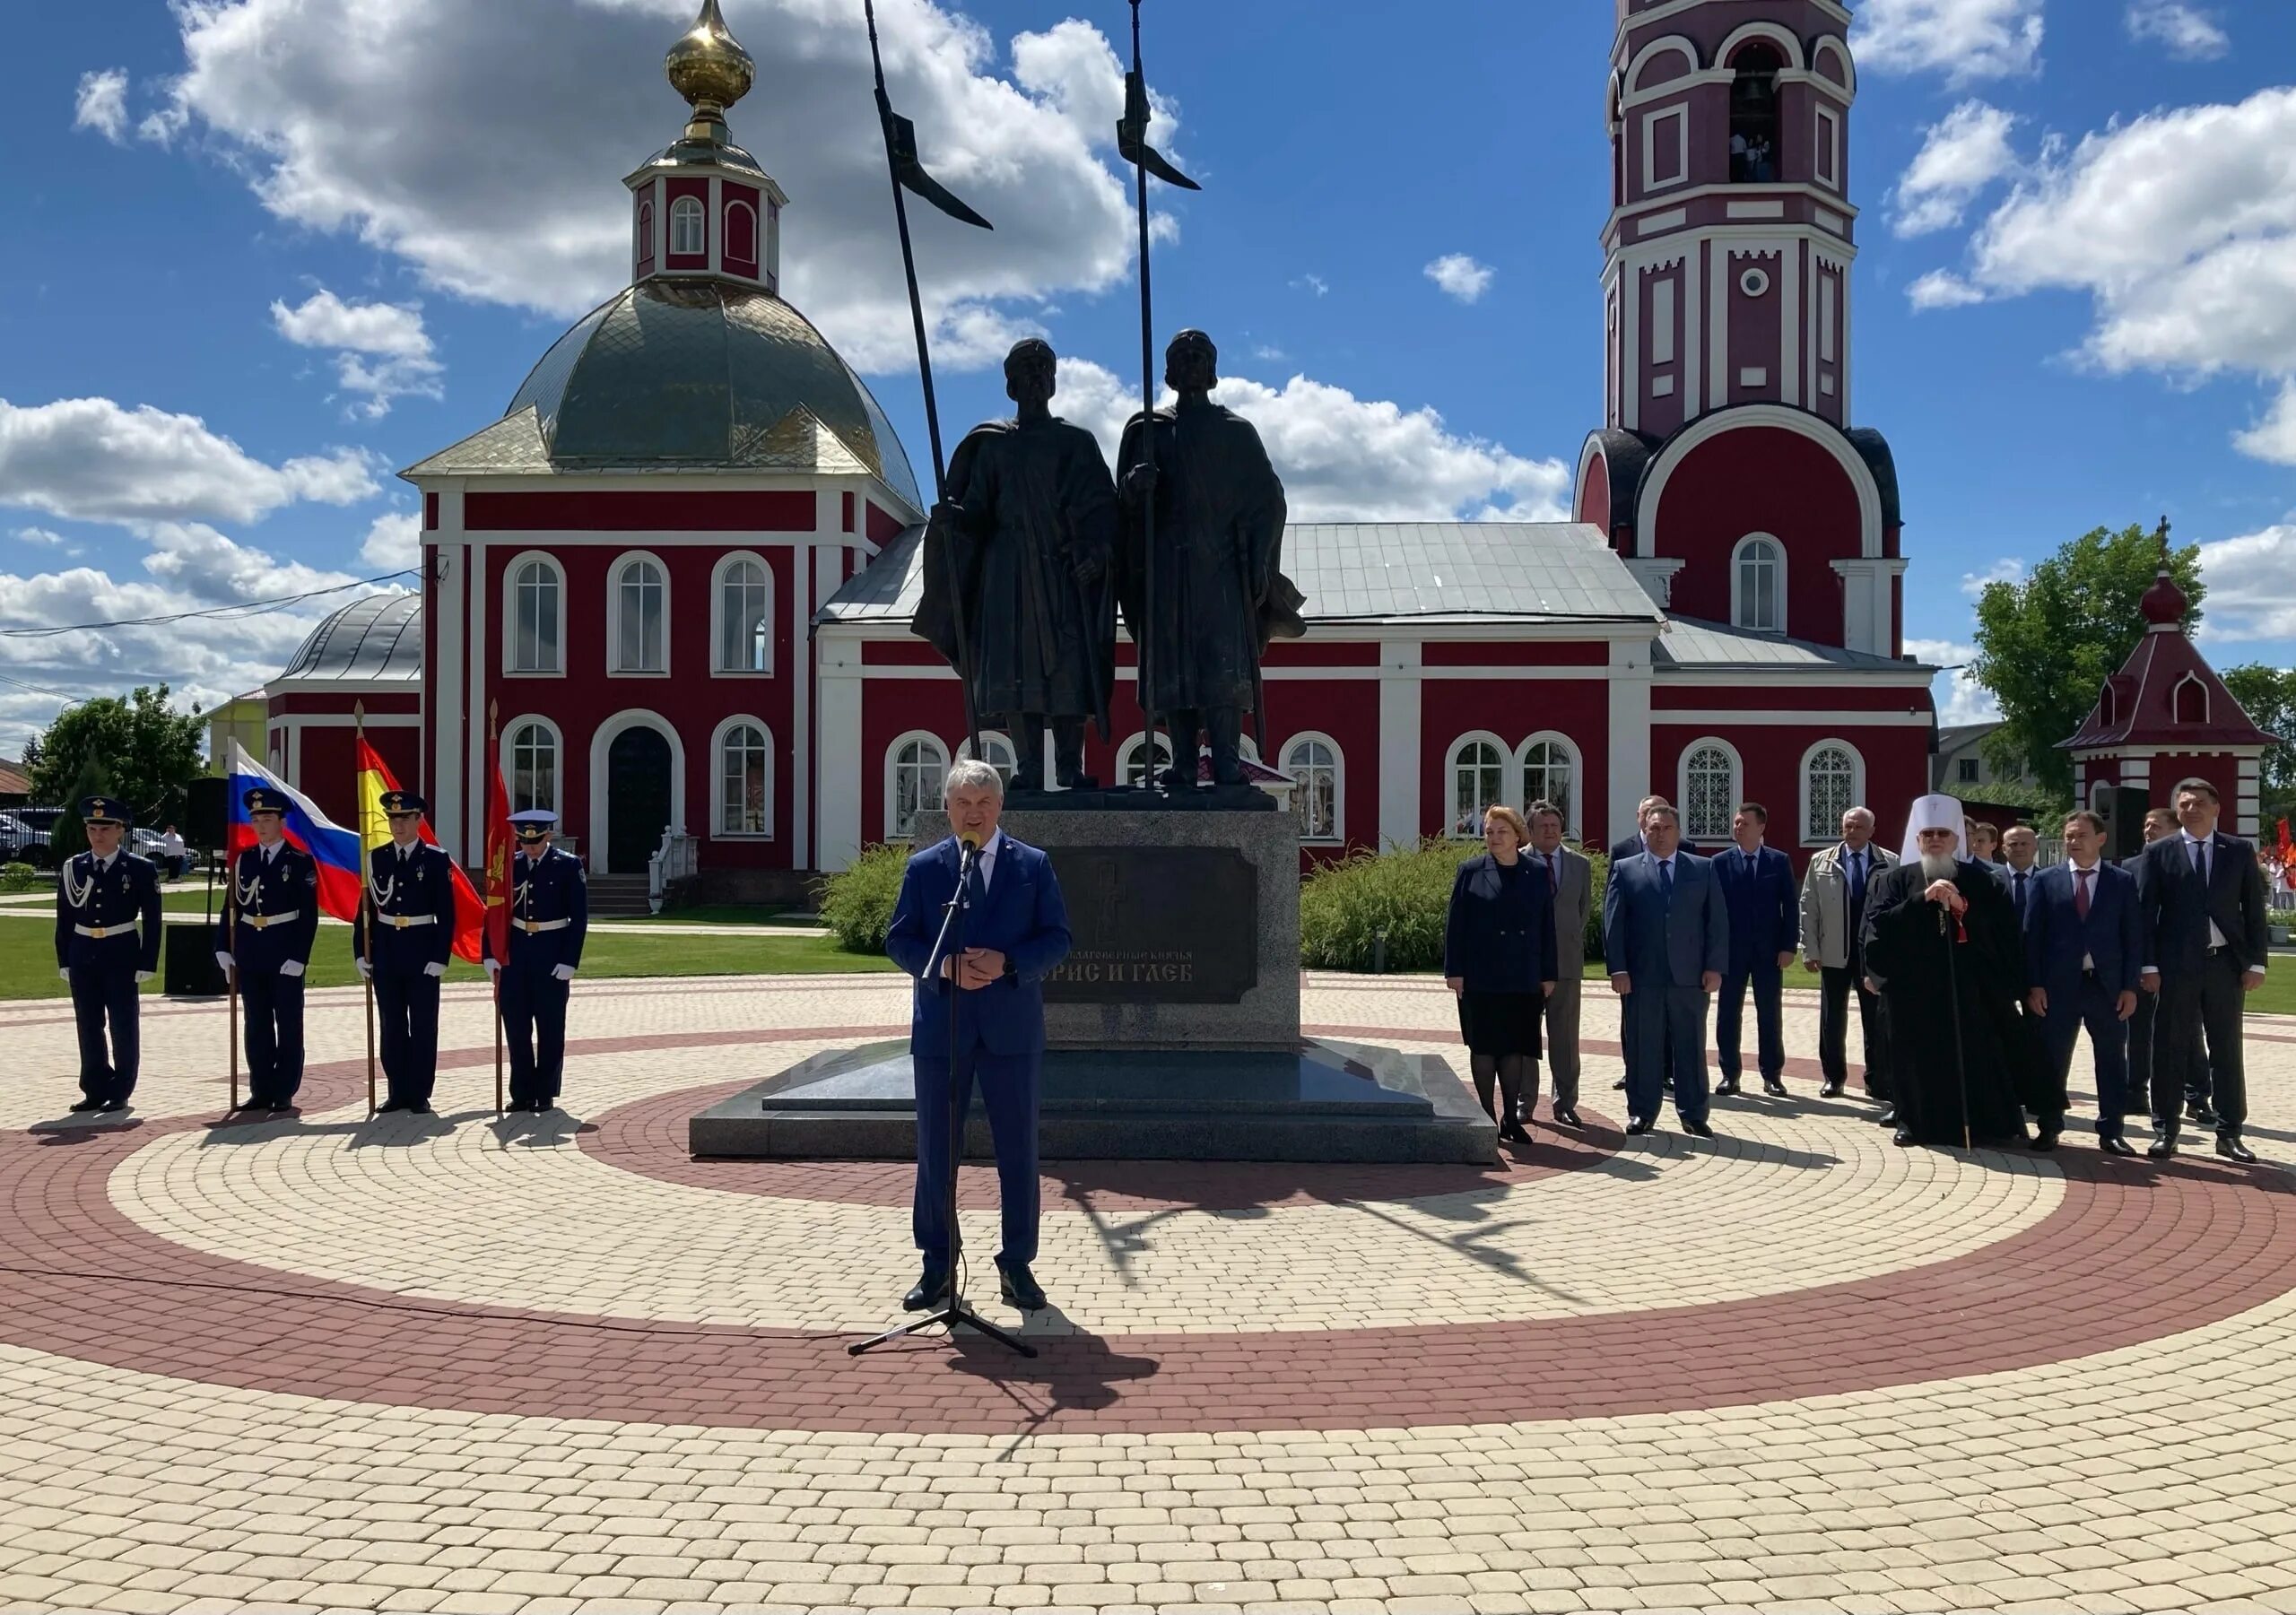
[0,571,415,639]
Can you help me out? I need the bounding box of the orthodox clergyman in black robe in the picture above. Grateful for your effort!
[1861,794,2034,1150]
[1117,329,1293,788]
[913,340,1118,791]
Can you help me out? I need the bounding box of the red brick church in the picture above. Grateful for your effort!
[261,0,1938,890]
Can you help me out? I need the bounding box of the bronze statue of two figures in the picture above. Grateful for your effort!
[913,332,1305,804]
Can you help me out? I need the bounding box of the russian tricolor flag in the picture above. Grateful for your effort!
[222,738,367,925]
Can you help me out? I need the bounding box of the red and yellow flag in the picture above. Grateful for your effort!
[483,756,513,964]
[355,735,486,963]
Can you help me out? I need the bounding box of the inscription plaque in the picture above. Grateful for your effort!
[1039,845,1258,1004]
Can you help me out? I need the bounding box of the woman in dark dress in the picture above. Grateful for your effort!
[1445,804,1561,1143]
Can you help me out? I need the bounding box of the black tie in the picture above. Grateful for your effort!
[2013,869,2028,919]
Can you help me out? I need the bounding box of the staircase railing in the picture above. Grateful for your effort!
[648,825,698,914]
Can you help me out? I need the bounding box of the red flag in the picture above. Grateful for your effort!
[484,758,513,964]
[356,735,487,963]
[2277,816,2294,873]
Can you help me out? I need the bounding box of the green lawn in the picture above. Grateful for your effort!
[0,922,896,1001]
[139,892,818,926]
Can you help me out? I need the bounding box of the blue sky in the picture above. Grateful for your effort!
[5,0,2295,756]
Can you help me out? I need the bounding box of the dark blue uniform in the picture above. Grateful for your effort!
[498,844,588,1108]
[354,840,455,1107]
[54,848,163,1107]
[226,841,321,1106]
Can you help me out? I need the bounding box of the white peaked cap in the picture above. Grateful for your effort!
[1901,793,1965,863]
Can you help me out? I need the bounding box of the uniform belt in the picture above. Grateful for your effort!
[381,914,438,928]
[512,917,570,933]
[240,911,300,930]
[72,923,139,940]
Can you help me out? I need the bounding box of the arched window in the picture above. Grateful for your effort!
[1801,740,1861,846]
[669,195,705,256]
[506,553,564,674]
[959,732,1018,789]
[2173,673,2208,725]
[1733,534,1784,634]
[2098,682,2119,727]
[1681,740,1740,842]
[713,553,772,673]
[1448,734,1508,839]
[1283,734,1343,844]
[1518,734,1576,837]
[635,200,655,265]
[886,734,947,840]
[715,718,772,837]
[505,717,560,816]
[1118,733,1173,788]
[1729,42,1783,182]
[726,201,757,263]
[610,553,667,673]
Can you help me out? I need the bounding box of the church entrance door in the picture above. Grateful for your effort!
[605,724,673,873]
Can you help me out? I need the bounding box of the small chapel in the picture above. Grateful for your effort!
[261,0,1943,899]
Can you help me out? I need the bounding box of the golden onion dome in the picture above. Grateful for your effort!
[665,0,755,120]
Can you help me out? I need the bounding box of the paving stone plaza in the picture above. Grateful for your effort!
[3,974,2293,1613]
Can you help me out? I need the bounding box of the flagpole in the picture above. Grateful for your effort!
[357,699,377,1119]
[224,864,239,1116]
[864,0,980,764]
[491,700,504,1119]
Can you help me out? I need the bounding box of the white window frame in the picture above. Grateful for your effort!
[957,731,1019,789]
[500,714,563,819]
[1798,738,1864,848]
[724,199,758,265]
[668,195,705,256]
[1641,105,1689,192]
[1516,732,1579,840]
[710,715,775,839]
[709,551,775,675]
[1814,104,1841,191]
[1730,533,1787,636]
[884,730,949,842]
[502,550,567,677]
[1281,731,1344,845]
[1116,731,1175,788]
[606,550,672,676]
[636,198,655,265]
[1447,731,1511,840]
[2171,672,2210,724]
[1679,737,1744,844]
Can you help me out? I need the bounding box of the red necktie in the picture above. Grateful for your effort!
[2074,868,2091,920]
[1546,853,1558,894]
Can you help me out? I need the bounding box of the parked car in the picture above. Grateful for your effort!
[0,812,32,864]
[10,806,62,866]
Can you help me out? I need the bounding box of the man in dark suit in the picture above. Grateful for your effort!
[1711,802,1798,1098]
[54,795,164,1114]
[1603,804,1728,1137]
[219,788,321,1113]
[886,759,1074,1312]
[484,810,589,1114]
[2136,777,2271,1162]
[2023,810,2144,1153]
[353,791,456,1116]
[2126,807,2176,1128]
[1526,801,1592,1129]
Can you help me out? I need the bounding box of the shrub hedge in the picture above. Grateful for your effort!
[815,842,910,953]
[1299,839,1611,973]
[0,862,38,894]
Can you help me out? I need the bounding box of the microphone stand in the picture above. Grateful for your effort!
[850,838,1036,1359]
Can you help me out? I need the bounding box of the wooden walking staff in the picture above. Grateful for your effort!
[491,699,505,1119]
[356,699,378,1118]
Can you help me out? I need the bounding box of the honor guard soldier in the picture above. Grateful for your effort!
[218,788,320,1112]
[54,795,163,1113]
[484,809,588,1112]
[353,791,454,1114]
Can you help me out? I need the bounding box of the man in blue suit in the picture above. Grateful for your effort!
[54,795,164,1114]
[1711,802,1799,1098]
[885,759,1074,1312]
[2022,810,2144,1154]
[1603,803,1729,1137]
[352,791,456,1115]
[483,810,589,1114]
[219,788,321,1113]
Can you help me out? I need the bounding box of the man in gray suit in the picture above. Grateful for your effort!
[1603,804,1729,1137]
[1526,800,1592,1128]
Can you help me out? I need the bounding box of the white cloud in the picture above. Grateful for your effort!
[73,68,130,143]
[1960,558,2024,598]
[13,526,68,546]
[271,289,444,418]
[1051,356,1570,525]
[0,397,378,526]
[1891,100,2019,238]
[2196,524,2296,640]
[360,510,421,571]
[2126,1,2230,59]
[1905,636,2001,726]
[1907,269,1987,309]
[1292,274,1328,298]
[1854,0,2043,83]
[2235,382,2296,465]
[149,0,1165,376]
[1423,254,1495,305]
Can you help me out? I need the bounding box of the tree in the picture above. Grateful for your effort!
[29,686,206,826]
[2222,663,2296,822]
[1970,522,2205,798]
[48,757,114,866]
[17,734,39,774]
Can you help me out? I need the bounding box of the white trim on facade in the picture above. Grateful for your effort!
[500,712,564,819]
[1641,105,1690,193]
[1716,19,1806,69]
[1279,730,1345,846]
[1378,638,1422,850]
[1516,730,1582,839]
[500,549,568,677]
[708,550,776,675]
[708,713,776,839]
[1796,736,1865,848]
[883,728,950,841]
[1639,404,1884,560]
[1625,33,1701,91]
[1655,708,1929,726]
[1444,730,1512,839]
[1730,533,1786,636]
[605,549,672,676]
[1676,734,1744,842]
[587,708,688,876]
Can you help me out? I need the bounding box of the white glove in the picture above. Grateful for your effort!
[551,963,576,982]
[422,960,446,978]
[135,971,154,985]
[281,960,304,978]
[58,968,71,983]
[483,957,500,977]
[354,958,372,980]
[215,951,235,973]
